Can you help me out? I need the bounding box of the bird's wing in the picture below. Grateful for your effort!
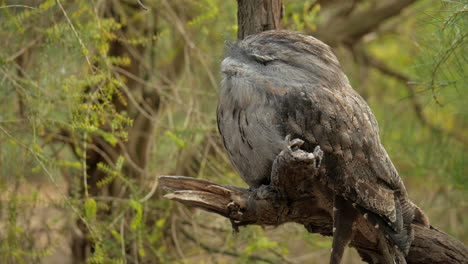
[279,84,403,228]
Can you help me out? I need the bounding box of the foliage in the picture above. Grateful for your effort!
[0,0,466,263]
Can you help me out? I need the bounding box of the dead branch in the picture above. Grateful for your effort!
[159,145,468,264]
[314,0,417,46]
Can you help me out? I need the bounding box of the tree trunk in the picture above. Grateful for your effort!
[236,0,283,40]
[70,3,160,263]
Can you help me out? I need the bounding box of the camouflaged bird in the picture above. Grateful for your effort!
[217,30,426,264]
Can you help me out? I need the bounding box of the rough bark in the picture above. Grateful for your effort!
[158,145,468,264]
[236,0,283,40]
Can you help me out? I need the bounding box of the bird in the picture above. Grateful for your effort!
[217,30,423,264]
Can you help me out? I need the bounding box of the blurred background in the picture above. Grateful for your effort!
[0,0,466,263]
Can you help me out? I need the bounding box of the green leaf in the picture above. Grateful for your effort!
[110,230,122,243]
[138,248,146,258]
[100,131,118,146]
[115,156,125,171]
[156,218,166,228]
[245,235,279,254]
[130,200,143,230]
[84,198,97,220]
[165,131,186,149]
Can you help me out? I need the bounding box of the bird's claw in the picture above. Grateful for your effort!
[227,201,243,219]
[283,135,323,169]
[285,134,304,151]
[312,145,324,168]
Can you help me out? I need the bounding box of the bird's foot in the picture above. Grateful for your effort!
[283,135,324,169]
[227,201,243,222]
[254,184,278,200]
[270,136,324,198]
[285,134,304,151]
[311,145,324,168]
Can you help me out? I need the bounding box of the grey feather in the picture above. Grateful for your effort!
[217,30,416,260]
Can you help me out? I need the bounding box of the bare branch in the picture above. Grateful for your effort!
[314,0,417,46]
[179,228,278,264]
[56,0,93,71]
[0,5,36,9]
[358,50,468,146]
[159,145,468,263]
[136,0,148,11]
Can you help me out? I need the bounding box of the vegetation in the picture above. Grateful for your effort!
[0,0,465,263]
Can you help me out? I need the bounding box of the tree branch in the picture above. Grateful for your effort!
[179,227,277,264]
[159,145,468,263]
[358,50,468,146]
[314,0,417,46]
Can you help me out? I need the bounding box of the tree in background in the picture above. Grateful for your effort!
[0,0,465,263]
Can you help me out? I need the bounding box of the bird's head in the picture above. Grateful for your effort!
[221,30,350,100]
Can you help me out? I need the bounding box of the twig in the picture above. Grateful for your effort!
[112,72,158,120]
[139,177,159,202]
[0,124,97,238]
[268,248,295,264]
[6,37,41,62]
[120,217,127,264]
[45,131,116,167]
[56,0,94,199]
[0,5,36,9]
[180,228,278,264]
[427,32,467,106]
[179,219,230,234]
[314,0,417,46]
[358,50,468,145]
[171,216,187,263]
[136,0,148,11]
[160,0,218,90]
[56,0,93,71]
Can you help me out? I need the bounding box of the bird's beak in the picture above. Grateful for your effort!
[222,68,245,75]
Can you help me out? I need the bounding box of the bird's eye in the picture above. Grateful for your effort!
[250,54,275,65]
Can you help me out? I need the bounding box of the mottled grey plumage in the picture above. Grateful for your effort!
[217,30,417,263]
